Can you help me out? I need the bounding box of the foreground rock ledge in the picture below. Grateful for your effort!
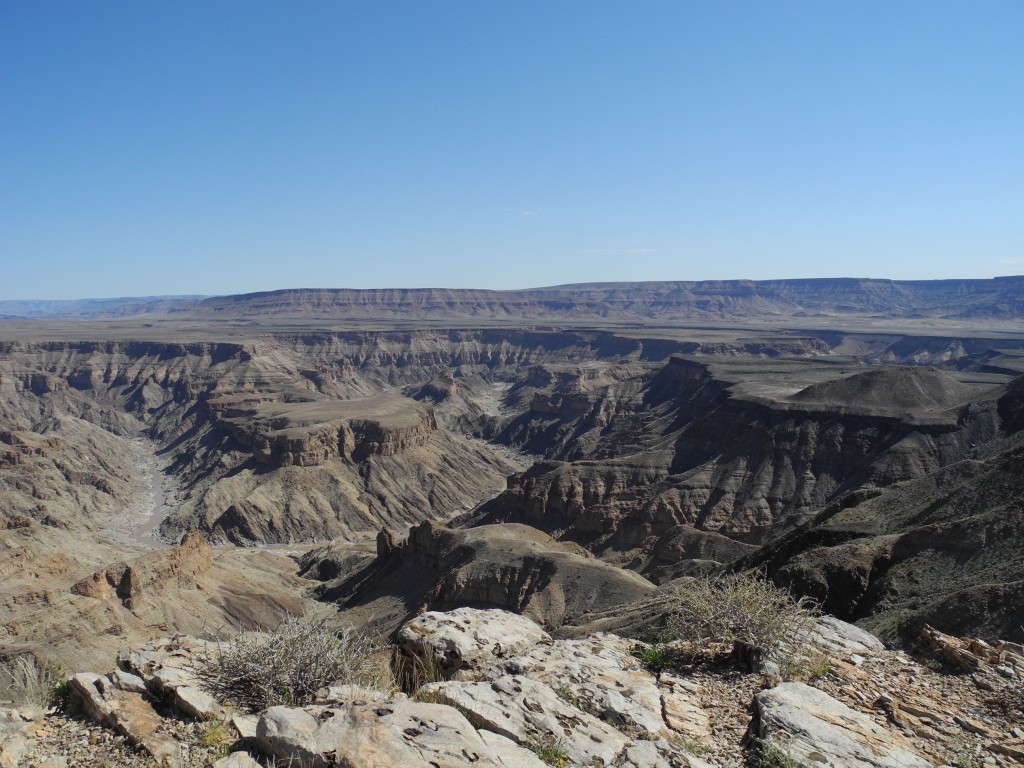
[57,607,1024,767]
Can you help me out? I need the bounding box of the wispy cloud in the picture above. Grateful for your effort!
[519,210,538,217]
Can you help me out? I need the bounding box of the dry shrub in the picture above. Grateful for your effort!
[196,614,387,712]
[0,656,65,713]
[665,572,818,664]
[393,646,445,694]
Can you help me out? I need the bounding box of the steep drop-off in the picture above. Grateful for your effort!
[472,359,1009,577]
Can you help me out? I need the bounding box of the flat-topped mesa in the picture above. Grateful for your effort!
[215,393,438,468]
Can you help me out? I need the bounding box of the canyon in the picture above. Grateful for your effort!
[1,280,1023,762]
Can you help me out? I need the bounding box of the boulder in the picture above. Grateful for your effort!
[754,682,931,768]
[806,616,886,658]
[422,674,629,766]
[485,633,667,736]
[213,753,263,768]
[397,607,551,680]
[256,698,511,768]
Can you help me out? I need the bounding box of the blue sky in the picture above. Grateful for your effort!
[2,1,1022,299]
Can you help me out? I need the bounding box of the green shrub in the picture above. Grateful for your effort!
[664,572,818,664]
[629,643,675,674]
[197,719,232,758]
[755,736,799,768]
[529,735,568,767]
[196,614,388,712]
[780,650,832,682]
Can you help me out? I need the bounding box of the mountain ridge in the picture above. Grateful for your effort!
[3,276,1022,325]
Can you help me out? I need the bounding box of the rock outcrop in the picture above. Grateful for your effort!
[397,607,552,680]
[71,531,212,608]
[41,607,1024,767]
[304,521,657,636]
[754,682,932,768]
[257,696,522,768]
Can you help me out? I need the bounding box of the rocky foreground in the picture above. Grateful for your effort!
[2,609,1022,768]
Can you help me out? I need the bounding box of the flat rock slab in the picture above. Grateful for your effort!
[658,673,712,741]
[424,674,629,766]
[807,616,886,658]
[487,633,668,736]
[611,739,716,768]
[256,699,512,768]
[117,634,223,720]
[398,607,551,680]
[68,673,181,765]
[477,731,548,768]
[755,682,932,768]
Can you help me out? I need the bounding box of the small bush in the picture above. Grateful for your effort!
[664,572,818,663]
[393,646,445,694]
[754,736,798,768]
[630,643,675,674]
[529,735,568,767]
[1,656,66,713]
[780,650,832,682]
[668,734,712,757]
[197,719,232,758]
[196,614,387,712]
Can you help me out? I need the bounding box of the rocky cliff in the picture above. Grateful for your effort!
[473,359,1007,570]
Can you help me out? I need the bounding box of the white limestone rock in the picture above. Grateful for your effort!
[755,682,932,768]
[612,739,717,768]
[423,674,629,766]
[256,699,512,768]
[486,633,668,737]
[807,616,886,658]
[398,607,551,680]
[213,752,262,768]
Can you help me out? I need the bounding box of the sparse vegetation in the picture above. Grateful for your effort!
[780,650,832,681]
[754,736,799,768]
[0,656,66,714]
[197,718,232,758]
[668,734,712,757]
[394,646,445,693]
[529,735,569,767]
[553,685,584,710]
[196,613,389,712]
[663,572,818,665]
[630,643,675,674]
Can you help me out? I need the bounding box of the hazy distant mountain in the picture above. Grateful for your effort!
[3,277,1022,325]
[0,295,206,319]
[191,277,1024,324]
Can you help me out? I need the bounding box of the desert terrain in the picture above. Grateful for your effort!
[2,279,1023,766]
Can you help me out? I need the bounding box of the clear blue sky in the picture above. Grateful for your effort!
[2,1,1022,299]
